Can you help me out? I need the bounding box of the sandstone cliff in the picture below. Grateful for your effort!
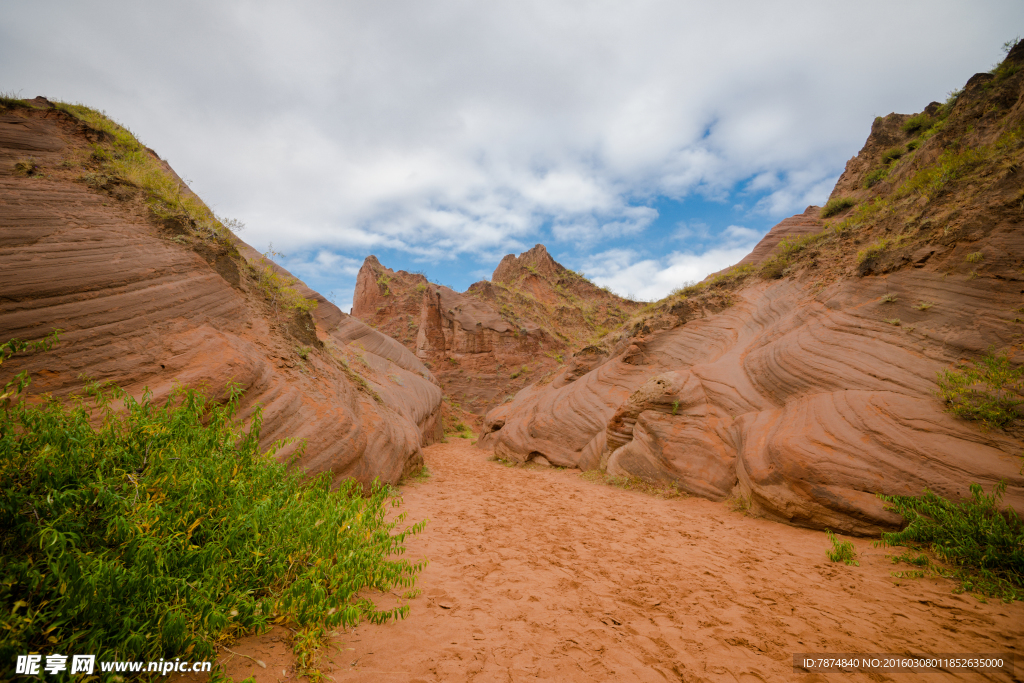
[0,97,441,487]
[479,45,1024,534]
[352,244,642,418]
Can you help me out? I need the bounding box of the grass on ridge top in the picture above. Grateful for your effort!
[0,334,425,681]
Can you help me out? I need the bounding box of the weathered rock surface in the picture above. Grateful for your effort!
[480,54,1024,534]
[0,101,441,487]
[352,244,641,418]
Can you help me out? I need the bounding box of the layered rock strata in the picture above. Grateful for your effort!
[480,50,1024,534]
[352,245,641,417]
[0,100,440,486]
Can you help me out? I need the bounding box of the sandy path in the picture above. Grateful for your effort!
[208,442,1023,682]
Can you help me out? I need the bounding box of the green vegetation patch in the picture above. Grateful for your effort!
[863,167,889,189]
[825,530,858,566]
[901,113,933,136]
[580,470,686,499]
[820,196,856,218]
[0,337,424,678]
[937,350,1023,428]
[878,482,1023,601]
[881,146,905,164]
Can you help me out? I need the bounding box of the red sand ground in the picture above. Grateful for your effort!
[185,441,1024,682]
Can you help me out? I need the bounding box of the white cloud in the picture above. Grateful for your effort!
[581,226,763,301]
[0,0,1019,273]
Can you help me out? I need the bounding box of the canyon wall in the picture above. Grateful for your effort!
[0,99,440,487]
[479,47,1024,534]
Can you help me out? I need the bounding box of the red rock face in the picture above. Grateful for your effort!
[479,56,1024,534]
[351,245,642,419]
[0,103,440,487]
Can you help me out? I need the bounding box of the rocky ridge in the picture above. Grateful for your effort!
[352,244,642,420]
[0,97,441,487]
[479,45,1024,534]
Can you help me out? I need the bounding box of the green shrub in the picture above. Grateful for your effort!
[12,159,39,177]
[937,350,1024,427]
[878,482,1023,600]
[414,283,427,293]
[820,196,856,218]
[0,346,424,678]
[863,167,889,188]
[825,530,858,565]
[902,113,933,135]
[881,146,905,164]
[376,273,392,296]
[857,238,890,264]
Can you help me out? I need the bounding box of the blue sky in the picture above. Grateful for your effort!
[3,1,1021,311]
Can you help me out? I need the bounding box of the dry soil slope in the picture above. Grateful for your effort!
[352,244,641,417]
[481,48,1024,535]
[0,98,440,486]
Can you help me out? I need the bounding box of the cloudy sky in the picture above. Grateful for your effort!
[3,2,1020,309]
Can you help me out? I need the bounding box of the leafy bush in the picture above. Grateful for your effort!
[881,146,905,164]
[937,350,1024,427]
[856,238,890,264]
[825,530,858,565]
[902,113,933,135]
[12,159,39,177]
[820,196,856,218]
[0,349,424,678]
[863,167,889,188]
[376,273,392,296]
[878,482,1023,600]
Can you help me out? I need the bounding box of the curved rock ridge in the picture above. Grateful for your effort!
[480,56,1024,534]
[350,245,642,418]
[0,100,441,487]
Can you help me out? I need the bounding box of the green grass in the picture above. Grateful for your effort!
[51,102,231,241]
[878,482,1023,601]
[881,146,905,164]
[825,530,858,566]
[901,113,933,135]
[856,238,890,264]
[966,252,984,264]
[863,167,889,188]
[937,350,1023,427]
[880,293,897,303]
[915,301,934,311]
[0,337,424,680]
[820,196,856,218]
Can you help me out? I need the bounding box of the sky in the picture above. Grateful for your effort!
[3,2,1021,310]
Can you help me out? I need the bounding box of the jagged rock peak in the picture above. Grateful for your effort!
[492,244,565,284]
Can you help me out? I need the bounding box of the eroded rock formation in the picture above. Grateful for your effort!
[480,48,1024,534]
[352,245,642,417]
[0,100,441,487]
